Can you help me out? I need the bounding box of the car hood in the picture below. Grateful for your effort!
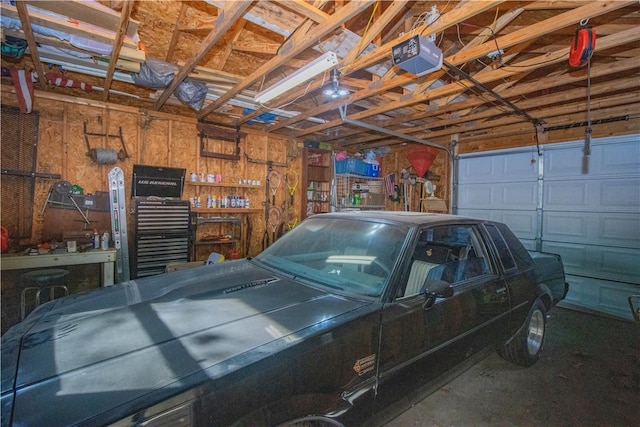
[1,260,370,426]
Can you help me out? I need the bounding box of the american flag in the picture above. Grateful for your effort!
[383,173,395,196]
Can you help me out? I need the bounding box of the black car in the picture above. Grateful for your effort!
[1,212,568,426]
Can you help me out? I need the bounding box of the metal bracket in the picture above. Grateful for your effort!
[83,121,129,162]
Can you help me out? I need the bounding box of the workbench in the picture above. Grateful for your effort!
[1,249,117,286]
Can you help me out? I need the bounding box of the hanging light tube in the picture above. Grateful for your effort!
[254,51,338,105]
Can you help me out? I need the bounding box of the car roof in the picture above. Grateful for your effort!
[315,211,486,227]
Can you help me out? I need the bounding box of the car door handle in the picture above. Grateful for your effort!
[494,287,507,296]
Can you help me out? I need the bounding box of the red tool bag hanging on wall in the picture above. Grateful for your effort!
[569,26,596,67]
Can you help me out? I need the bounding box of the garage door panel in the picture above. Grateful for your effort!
[541,241,640,285]
[455,209,493,221]
[600,214,640,247]
[501,211,537,240]
[502,183,538,207]
[563,274,638,320]
[457,135,640,320]
[602,179,640,208]
[544,178,640,212]
[543,212,640,248]
[456,209,537,241]
[545,138,640,178]
[458,184,494,207]
[458,182,537,210]
[458,151,537,184]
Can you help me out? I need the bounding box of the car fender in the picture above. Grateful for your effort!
[535,282,554,311]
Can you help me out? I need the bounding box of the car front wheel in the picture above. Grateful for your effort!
[497,299,546,367]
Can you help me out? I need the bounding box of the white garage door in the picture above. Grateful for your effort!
[455,135,640,320]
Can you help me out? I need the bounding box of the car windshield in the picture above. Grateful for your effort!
[254,216,410,298]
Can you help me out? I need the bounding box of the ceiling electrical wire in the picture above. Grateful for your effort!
[443,60,542,127]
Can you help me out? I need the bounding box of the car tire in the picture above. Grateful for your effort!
[280,417,344,427]
[497,299,546,367]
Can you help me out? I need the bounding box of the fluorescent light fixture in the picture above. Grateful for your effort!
[255,51,338,105]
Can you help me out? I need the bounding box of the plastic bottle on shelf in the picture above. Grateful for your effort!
[101,232,109,250]
[93,229,100,249]
[245,196,250,209]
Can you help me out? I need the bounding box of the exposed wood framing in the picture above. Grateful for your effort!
[197,0,376,119]
[153,1,252,110]
[15,0,46,90]
[103,0,134,102]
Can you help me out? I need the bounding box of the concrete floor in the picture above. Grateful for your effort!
[382,307,639,426]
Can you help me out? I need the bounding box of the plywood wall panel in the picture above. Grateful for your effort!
[2,91,302,260]
[169,121,196,170]
[140,118,171,166]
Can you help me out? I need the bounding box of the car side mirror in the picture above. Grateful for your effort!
[422,279,454,309]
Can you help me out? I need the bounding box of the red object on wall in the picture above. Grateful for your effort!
[405,146,438,178]
[1,226,9,252]
[569,26,596,67]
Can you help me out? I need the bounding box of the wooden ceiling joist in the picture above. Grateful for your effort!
[153,1,252,110]
[197,0,376,119]
[103,0,134,102]
[15,0,46,90]
[295,24,640,139]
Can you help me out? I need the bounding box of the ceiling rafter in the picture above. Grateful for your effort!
[14,0,46,90]
[234,0,329,126]
[276,0,329,23]
[236,0,411,127]
[153,1,252,110]
[165,1,188,62]
[268,0,505,132]
[197,0,376,119]
[294,8,638,139]
[103,0,134,102]
[344,80,639,147]
[329,56,640,146]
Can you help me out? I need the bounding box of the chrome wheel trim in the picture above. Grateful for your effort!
[526,309,545,356]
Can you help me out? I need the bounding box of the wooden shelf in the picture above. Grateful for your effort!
[194,240,235,246]
[191,208,262,214]
[186,182,262,189]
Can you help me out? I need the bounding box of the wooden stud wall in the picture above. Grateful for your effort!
[1,88,291,259]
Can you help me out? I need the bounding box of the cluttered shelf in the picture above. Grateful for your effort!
[186,182,262,189]
[191,208,262,214]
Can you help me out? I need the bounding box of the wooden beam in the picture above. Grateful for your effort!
[277,0,329,23]
[1,3,138,49]
[232,40,279,55]
[15,0,46,90]
[405,89,640,143]
[342,1,505,75]
[342,0,410,65]
[458,103,640,143]
[340,76,640,147]
[103,0,134,102]
[206,0,303,37]
[218,20,247,68]
[166,1,188,62]
[325,56,640,144]
[235,0,328,125]
[197,0,376,119]
[298,26,640,140]
[153,1,252,110]
[269,1,504,132]
[446,1,635,66]
[24,0,140,38]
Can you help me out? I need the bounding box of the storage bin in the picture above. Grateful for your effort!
[336,158,372,176]
[335,159,348,174]
[366,162,380,177]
